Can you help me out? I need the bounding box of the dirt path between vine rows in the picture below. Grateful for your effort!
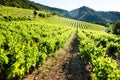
[23,30,92,80]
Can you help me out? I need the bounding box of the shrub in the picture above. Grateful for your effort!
[113,20,120,35]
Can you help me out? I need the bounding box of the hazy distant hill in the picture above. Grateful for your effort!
[68,6,120,25]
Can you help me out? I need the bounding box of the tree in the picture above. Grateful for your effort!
[105,22,114,33]
[113,20,120,35]
[33,10,37,17]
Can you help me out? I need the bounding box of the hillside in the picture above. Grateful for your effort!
[68,6,120,25]
[0,6,120,80]
[1,0,120,26]
[0,0,68,16]
[0,6,103,80]
[0,6,104,30]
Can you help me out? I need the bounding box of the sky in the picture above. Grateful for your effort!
[30,0,120,12]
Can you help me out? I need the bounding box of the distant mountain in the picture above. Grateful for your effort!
[67,6,120,26]
[1,0,120,26]
[0,0,68,16]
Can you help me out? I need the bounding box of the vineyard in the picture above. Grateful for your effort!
[78,30,120,79]
[0,19,75,79]
[0,6,120,80]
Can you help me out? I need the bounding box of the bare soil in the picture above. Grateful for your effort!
[23,30,92,80]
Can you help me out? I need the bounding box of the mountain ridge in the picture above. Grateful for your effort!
[67,6,120,26]
[1,0,120,26]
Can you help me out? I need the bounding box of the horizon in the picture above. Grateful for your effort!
[30,0,120,12]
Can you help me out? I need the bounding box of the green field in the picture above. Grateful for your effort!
[0,6,120,80]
